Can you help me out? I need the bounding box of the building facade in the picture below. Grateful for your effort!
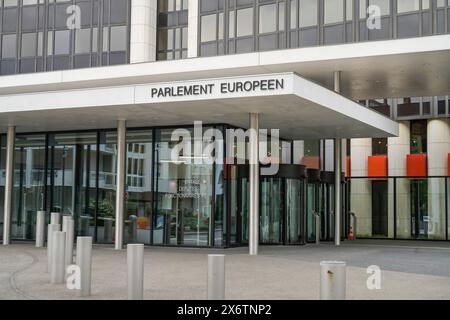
[0,0,449,250]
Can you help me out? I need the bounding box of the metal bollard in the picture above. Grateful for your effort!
[63,216,75,267]
[320,261,347,300]
[47,224,61,273]
[50,231,66,284]
[207,254,225,300]
[36,211,46,248]
[50,212,61,225]
[76,237,93,297]
[127,244,144,300]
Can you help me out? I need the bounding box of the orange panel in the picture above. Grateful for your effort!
[448,154,450,176]
[406,154,427,177]
[346,156,351,177]
[301,156,320,170]
[368,155,388,178]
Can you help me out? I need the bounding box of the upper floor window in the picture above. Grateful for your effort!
[157,0,189,60]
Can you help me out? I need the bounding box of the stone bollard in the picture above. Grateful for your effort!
[207,254,225,300]
[76,237,93,297]
[127,244,144,300]
[62,216,75,267]
[320,261,347,300]
[35,211,46,248]
[50,212,61,225]
[50,231,66,284]
[47,224,61,273]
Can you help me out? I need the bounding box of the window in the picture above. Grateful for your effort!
[54,30,70,55]
[201,14,217,42]
[324,0,344,24]
[372,138,388,155]
[259,4,277,34]
[75,29,91,54]
[299,0,317,27]
[0,0,130,75]
[110,26,126,51]
[397,0,420,13]
[21,33,36,57]
[410,120,427,154]
[2,34,17,58]
[158,0,188,60]
[237,8,253,37]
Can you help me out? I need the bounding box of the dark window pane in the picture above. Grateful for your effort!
[0,60,16,75]
[109,51,126,65]
[53,55,70,70]
[324,25,344,44]
[200,42,217,56]
[397,14,420,38]
[22,6,38,31]
[3,8,18,33]
[368,17,390,40]
[73,54,90,68]
[19,58,35,73]
[438,98,446,115]
[110,0,127,24]
[235,37,253,53]
[397,98,420,117]
[78,2,93,27]
[55,4,70,29]
[258,34,278,51]
[299,28,317,47]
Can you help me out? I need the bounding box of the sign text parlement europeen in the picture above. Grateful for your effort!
[151,78,285,98]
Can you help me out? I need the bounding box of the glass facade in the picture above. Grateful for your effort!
[349,176,449,240]
[0,0,130,75]
[198,0,450,57]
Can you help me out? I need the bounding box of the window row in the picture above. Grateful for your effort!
[199,0,450,56]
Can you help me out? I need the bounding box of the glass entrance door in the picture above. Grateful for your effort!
[285,178,304,244]
[260,177,283,244]
[49,132,97,238]
[306,180,320,242]
[228,165,249,245]
[11,135,46,240]
[411,179,428,239]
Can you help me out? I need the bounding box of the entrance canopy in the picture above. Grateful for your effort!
[0,72,398,140]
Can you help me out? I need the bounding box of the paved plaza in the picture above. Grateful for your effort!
[1,240,450,300]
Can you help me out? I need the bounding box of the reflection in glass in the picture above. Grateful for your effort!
[153,128,214,246]
[125,131,153,245]
[49,132,97,238]
[11,135,46,240]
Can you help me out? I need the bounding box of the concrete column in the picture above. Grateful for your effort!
[188,0,199,58]
[350,139,372,237]
[130,0,157,63]
[388,121,410,238]
[2,126,14,245]
[427,119,450,239]
[334,71,342,246]
[249,113,259,256]
[115,120,126,250]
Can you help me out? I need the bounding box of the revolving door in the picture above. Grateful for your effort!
[228,164,307,246]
